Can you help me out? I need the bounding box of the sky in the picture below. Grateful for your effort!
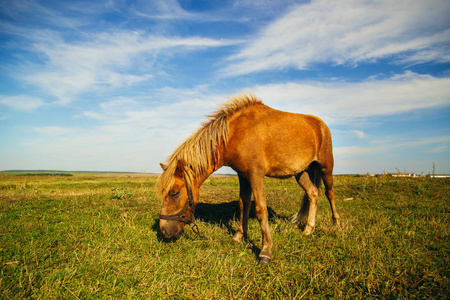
[0,0,449,175]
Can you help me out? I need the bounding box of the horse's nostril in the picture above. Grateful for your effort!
[161,227,171,238]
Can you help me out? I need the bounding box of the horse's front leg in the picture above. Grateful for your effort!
[232,174,252,243]
[250,175,273,264]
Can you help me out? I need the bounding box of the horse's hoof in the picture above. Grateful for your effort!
[232,233,243,243]
[304,225,314,236]
[259,256,271,264]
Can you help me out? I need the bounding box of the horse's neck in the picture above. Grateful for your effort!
[194,165,215,188]
[193,152,224,190]
[189,143,225,196]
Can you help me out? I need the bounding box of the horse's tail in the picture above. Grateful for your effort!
[291,162,322,226]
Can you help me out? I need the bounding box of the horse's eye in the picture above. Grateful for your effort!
[170,191,180,198]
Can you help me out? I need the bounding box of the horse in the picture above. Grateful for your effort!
[157,93,340,264]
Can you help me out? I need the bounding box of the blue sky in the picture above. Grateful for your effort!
[1,0,449,175]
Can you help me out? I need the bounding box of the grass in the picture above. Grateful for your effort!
[0,173,449,299]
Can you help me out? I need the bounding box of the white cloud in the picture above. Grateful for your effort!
[82,88,227,137]
[0,0,88,29]
[60,88,229,168]
[334,145,386,157]
[252,71,450,124]
[129,0,198,20]
[332,134,450,174]
[352,130,365,139]
[33,126,80,136]
[399,135,450,149]
[127,0,293,22]
[224,0,450,76]
[428,145,448,154]
[0,95,45,111]
[21,86,220,170]
[14,29,235,104]
[335,135,450,158]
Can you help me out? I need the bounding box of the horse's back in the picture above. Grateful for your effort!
[224,104,332,177]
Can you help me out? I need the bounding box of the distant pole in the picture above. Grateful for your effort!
[433,162,435,177]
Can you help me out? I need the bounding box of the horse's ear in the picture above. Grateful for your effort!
[174,160,184,178]
[160,163,167,171]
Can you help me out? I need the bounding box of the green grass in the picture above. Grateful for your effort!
[0,173,449,299]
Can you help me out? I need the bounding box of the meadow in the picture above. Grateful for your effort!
[0,173,449,299]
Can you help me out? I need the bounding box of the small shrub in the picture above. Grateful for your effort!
[110,187,134,200]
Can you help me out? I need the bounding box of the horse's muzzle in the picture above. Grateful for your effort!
[159,219,182,238]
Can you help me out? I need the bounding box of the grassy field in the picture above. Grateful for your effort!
[0,173,449,299]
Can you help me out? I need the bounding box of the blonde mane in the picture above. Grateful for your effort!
[156,93,262,200]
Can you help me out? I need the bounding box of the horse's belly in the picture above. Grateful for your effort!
[265,154,314,178]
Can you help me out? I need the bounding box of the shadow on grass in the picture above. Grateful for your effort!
[152,201,286,260]
[195,201,280,235]
[152,220,181,242]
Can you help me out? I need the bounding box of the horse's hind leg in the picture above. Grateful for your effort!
[322,170,340,226]
[232,174,252,243]
[295,171,319,235]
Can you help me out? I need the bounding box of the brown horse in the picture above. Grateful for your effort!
[157,93,340,263]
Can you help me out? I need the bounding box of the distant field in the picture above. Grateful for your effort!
[0,173,449,299]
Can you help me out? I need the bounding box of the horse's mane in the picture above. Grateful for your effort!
[156,93,262,200]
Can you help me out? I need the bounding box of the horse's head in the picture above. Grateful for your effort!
[158,161,195,239]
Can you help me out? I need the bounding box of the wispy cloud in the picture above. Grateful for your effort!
[125,0,295,22]
[352,130,366,139]
[398,135,450,149]
[253,71,450,124]
[334,145,387,157]
[429,145,448,154]
[333,134,450,174]
[82,87,226,132]
[0,95,45,111]
[0,0,89,29]
[128,0,200,20]
[33,126,81,136]
[336,135,450,157]
[1,0,238,106]
[26,88,228,171]
[224,0,450,76]
[12,30,235,104]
